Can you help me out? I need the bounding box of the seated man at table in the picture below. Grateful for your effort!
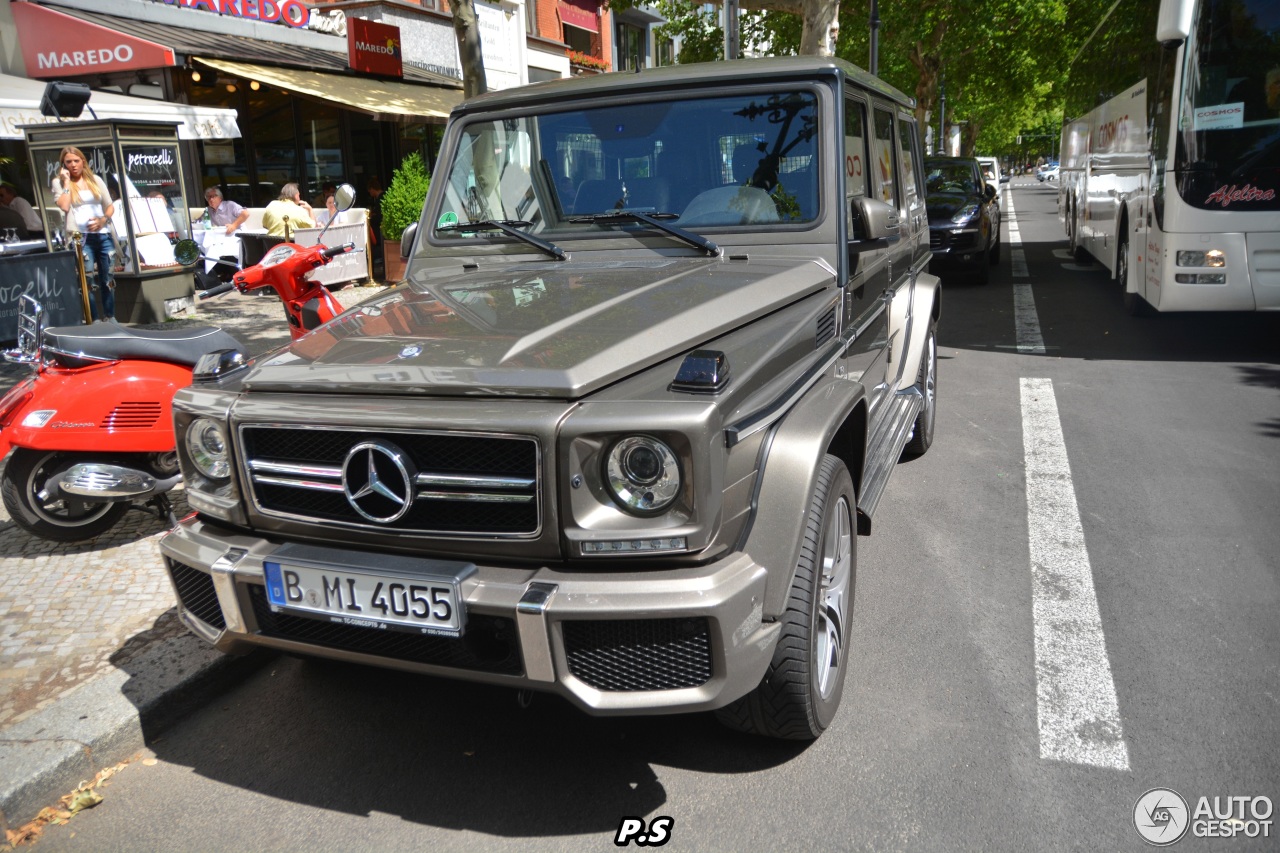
[262,182,316,238]
[203,186,250,234]
[0,183,42,236]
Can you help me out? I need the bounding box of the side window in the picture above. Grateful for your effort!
[897,116,922,214]
[844,97,868,199]
[871,107,898,206]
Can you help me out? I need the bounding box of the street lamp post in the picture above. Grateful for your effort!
[938,70,946,156]
[869,0,880,76]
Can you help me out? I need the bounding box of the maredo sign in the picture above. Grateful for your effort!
[12,3,176,77]
[157,0,312,28]
[348,18,403,77]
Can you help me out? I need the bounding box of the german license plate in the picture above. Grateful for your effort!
[263,554,470,637]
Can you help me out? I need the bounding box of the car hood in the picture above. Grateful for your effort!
[241,255,833,399]
[925,192,981,222]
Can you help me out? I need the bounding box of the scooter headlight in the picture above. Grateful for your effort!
[604,436,681,515]
[186,418,231,480]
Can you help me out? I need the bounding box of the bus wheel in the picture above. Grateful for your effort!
[1118,231,1152,316]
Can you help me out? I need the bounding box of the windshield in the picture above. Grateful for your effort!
[432,90,821,242]
[924,162,981,195]
[1175,0,1280,211]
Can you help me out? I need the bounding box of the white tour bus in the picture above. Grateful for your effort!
[1059,0,1279,313]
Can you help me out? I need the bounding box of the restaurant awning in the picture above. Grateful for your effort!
[559,0,600,33]
[0,73,240,141]
[195,58,464,121]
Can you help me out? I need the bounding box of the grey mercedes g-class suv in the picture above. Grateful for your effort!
[161,55,940,741]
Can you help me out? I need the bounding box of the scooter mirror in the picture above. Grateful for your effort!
[335,183,356,212]
[174,239,201,267]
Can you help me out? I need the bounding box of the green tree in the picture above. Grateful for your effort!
[381,152,432,242]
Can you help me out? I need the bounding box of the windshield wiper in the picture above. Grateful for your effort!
[569,212,720,257]
[438,219,566,261]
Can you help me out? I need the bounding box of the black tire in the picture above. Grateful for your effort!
[716,455,855,740]
[975,253,990,284]
[1067,202,1089,262]
[1116,229,1152,316]
[989,232,1001,265]
[903,321,938,458]
[1,449,129,542]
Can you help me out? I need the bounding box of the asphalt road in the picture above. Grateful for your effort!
[29,182,1280,852]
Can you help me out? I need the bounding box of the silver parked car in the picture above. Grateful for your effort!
[160,56,941,741]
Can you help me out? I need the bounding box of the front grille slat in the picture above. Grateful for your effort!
[248,586,522,675]
[240,426,540,535]
[563,618,713,691]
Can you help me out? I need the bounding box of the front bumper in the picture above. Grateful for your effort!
[159,515,780,715]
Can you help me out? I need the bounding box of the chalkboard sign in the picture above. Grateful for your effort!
[0,251,85,341]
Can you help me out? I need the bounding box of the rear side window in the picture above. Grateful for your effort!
[871,107,897,206]
[844,97,868,199]
[897,117,921,211]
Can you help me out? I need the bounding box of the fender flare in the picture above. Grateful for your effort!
[899,271,941,386]
[743,376,867,619]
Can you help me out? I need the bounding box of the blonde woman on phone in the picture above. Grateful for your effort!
[53,146,117,321]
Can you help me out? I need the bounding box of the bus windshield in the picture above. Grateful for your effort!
[1176,0,1280,211]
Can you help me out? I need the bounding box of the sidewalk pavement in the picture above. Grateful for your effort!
[0,281,390,834]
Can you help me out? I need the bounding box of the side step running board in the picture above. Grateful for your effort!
[856,387,923,535]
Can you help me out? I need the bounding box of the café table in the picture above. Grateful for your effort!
[192,227,255,273]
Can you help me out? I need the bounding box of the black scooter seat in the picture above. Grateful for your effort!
[41,322,245,369]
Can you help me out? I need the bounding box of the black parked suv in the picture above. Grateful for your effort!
[924,156,1000,282]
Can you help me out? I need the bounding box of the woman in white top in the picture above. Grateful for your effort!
[52,146,117,321]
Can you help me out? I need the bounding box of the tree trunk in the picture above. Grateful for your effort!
[798,0,839,56]
[450,0,488,100]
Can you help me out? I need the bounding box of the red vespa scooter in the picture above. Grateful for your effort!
[0,187,358,542]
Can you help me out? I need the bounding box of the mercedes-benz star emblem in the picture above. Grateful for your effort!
[342,440,415,523]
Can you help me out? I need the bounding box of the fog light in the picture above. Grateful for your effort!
[1197,273,1226,284]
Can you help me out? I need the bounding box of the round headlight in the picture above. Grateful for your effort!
[186,418,231,480]
[604,436,681,515]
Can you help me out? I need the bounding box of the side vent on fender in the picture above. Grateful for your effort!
[816,306,836,348]
[101,401,163,429]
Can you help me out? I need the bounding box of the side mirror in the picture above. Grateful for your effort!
[335,183,356,212]
[400,222,418,260]
[174,238,201,267]
[984,183,997,200]
[850,197,900,242]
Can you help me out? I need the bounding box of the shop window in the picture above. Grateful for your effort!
[526,0,537,34]
[248,88,299,205]
[616,23,646,70]
[302,102,345,206]
[657,38,674,67]
[563,26,593,55]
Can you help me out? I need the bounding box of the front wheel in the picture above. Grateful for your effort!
[1,449,129,542]
[903,321,938,458]
[1117,230,1152,317]
[716,456,855,740]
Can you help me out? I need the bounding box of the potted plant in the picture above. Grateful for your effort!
[380,151,431,282]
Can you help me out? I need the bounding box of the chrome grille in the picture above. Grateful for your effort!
[240,425,540,536]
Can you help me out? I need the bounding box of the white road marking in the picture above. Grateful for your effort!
[1007,193,1030,279]
[1021,378,1130,771]
[1003,195,1044,354]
